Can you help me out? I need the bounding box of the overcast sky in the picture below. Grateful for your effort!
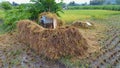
[0,0,90,4]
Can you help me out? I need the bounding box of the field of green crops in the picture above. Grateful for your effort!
[60,10,120,26]
[68,5,120,11]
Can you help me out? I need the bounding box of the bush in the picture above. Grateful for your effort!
[0,1,12,10]
[2,9,31,32]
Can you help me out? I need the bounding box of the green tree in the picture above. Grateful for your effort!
[0,1,12,10]
[30,0,63,15]
[116,0,120,4]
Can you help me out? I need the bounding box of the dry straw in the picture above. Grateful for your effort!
[17,20,89,59]
[72,20,94,28]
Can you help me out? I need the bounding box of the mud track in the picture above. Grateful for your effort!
[90,27,120,68]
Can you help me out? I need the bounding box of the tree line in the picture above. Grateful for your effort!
[68,0,120,6]
[90,0,120,5]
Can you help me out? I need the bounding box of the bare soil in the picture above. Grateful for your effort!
[88,27,120,68]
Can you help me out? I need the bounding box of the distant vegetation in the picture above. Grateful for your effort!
[68,5,120,11]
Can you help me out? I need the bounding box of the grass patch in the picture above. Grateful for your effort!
[0,10,5,20]
[60,57,89,68]
[60,10,120,24]
[0,9,5,34]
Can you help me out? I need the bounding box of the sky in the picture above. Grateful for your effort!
[0,0,90,4]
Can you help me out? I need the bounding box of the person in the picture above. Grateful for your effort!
[40,16,46,27]
[40,15,56,28]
